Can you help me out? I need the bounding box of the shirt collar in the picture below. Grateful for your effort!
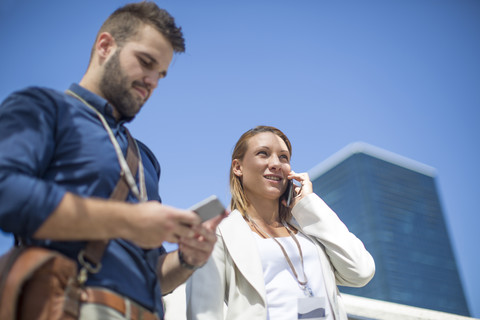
[68,83,123,125]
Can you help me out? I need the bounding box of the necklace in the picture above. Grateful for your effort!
[65,89,147,202]
[247,215,314,297]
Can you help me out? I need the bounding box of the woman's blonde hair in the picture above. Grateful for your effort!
[229,126,292,221]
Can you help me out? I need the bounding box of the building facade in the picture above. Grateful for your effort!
[309,142,470,316]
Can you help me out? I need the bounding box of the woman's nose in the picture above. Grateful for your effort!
[269,155,281,168]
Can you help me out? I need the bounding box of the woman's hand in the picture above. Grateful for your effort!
[286,171,313,207]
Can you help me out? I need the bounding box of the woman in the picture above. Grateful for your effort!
[186,126,375,320]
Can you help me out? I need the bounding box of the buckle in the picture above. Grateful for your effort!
[77,249,102,284]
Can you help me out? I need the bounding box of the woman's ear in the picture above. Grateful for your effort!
[232,159,243,177]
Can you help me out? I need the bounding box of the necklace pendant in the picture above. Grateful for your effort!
[300,284,314,297]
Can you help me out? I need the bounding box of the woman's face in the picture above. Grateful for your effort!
[233,132,291,202]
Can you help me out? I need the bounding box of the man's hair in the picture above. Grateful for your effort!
[93,1,185,54]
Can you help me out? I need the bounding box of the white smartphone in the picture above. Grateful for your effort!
[189,195,225,221]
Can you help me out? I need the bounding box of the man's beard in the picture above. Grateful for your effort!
[99,51,145,120]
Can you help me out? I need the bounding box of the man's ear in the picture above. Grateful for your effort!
[232,159,243,177]
[95,32,117,60]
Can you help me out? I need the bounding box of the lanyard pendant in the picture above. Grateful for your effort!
[301,284,314,297]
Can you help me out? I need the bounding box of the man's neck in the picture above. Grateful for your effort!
[78,77,121,121]
[79,75,102,99]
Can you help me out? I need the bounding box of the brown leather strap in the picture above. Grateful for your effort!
[82,128,139,265]
[109,128,139,201]
[83,288,159,320]
[67,131,141,317]
[81,240,110,266]
[65,90,141,265]
[0,246,25,296]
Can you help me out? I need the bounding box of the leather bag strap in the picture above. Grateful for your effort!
[82,128,139,267]
[109,129,139,201]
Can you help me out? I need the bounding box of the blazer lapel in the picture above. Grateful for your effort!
[219,210,267,303]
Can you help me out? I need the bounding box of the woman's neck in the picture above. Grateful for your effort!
[244,197,295,237]
[245,197,280,226]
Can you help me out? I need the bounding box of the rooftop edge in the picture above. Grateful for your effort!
[309,142,437,181]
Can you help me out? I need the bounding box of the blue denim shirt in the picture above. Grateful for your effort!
[0,83,166,316]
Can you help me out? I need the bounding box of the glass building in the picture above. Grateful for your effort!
[309,142,470,316]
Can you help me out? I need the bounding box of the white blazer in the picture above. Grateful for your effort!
[185,193,375,320]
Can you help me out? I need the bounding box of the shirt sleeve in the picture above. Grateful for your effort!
[0,87,67,237]
[292,193,375,287]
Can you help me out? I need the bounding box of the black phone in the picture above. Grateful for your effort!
[189,195,225,222]
[285,180,295,207]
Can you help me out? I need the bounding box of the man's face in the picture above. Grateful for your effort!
[99,24,174,120]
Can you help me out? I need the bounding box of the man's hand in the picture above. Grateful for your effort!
[157,210,228,294]
[125,201,203,248]
[177,211,228,268]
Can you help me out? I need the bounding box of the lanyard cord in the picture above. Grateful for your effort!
[247,215,312,295]
[65,90,147,202]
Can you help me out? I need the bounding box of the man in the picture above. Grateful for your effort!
[0,2,223,319]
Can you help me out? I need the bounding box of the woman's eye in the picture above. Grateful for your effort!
[257,151,268,156]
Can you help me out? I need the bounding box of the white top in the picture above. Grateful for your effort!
[254,231,333,320]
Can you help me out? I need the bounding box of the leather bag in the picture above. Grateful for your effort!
[0,126,141,319]
[0,246,79,320]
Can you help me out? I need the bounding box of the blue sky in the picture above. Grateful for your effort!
[1,0,479,317]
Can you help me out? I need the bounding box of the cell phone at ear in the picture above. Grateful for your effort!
[189,195,225,222]
[286,180,295,207]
